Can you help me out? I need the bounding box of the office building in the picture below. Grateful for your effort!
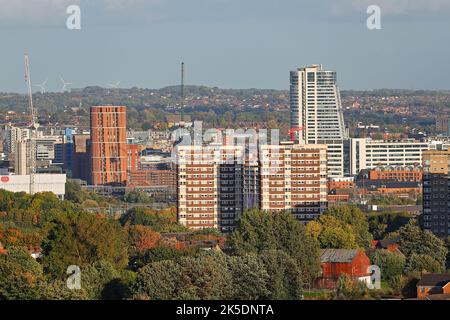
[422,150,450,238]
[90,106,127,185]
[347,138,429,175]
[290,64,347,177]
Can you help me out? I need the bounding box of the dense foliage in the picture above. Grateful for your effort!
[0,188,449,301]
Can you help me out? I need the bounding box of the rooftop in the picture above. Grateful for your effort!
[417,274,450,287]
[320,249,359,263]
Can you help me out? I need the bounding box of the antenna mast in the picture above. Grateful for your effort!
[181,62,185,107]
[24,54,38,195]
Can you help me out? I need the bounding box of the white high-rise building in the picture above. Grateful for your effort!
[290,65,347,177]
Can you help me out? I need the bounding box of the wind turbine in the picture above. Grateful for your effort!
[106,81,121,89]
[34,78,48,94]
[60,76,73,92]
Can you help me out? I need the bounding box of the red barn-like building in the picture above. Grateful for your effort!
[315,249,371,290]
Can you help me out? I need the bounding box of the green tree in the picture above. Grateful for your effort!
[397,221,447,272]
[176,253,233,300]
[367,211,411,240]
[259,250,304,300]
[227,253,270,300]
[120,207,188,233]
[42,211,129,278]
[133,260,184,300]
[123,190,153,204]
[369,250,405,281]
[81,261,123,300]
[229,209,321,287]
[129,246,191,272]
[405,253,443,274]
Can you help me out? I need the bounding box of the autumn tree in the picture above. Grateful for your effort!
[0,247,44,300]
[324,205,372,248]
[127,225,161,253]
[306,215,358,249]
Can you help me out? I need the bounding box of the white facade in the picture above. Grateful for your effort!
[348,138,430,175]
[0,174,67,198]
[5,125,30,155]
[290,65,347,178]
[14,140,29,175]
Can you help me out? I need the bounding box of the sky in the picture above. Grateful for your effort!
[0,0,450,92]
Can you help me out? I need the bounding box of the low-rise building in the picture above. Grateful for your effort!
[417,274,450,300]
[0,174,67,199]
[314,249,371,290]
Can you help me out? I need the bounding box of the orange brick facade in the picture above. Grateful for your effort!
[90,106,127,186]
[417,282,450,299]
[128,170,176,188]
[328,179,355,190]
[369,167,422,182]
[127,144,141,173]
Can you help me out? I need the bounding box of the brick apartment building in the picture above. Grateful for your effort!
[128,170,176,188]
[259,142,328,223]
[176,142,329,232]
[176,145,244,232]
[90,106,127,186]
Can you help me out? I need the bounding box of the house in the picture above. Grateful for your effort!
[371,238,400,253]
[314,249,371,290]
[417,274,450,300]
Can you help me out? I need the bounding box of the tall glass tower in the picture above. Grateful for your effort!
[290,65,347,177]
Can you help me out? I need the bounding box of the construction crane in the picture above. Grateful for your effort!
[24,54,39,195]
[288,127,305,142]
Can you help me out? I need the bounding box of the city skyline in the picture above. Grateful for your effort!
[1,0,450,92]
